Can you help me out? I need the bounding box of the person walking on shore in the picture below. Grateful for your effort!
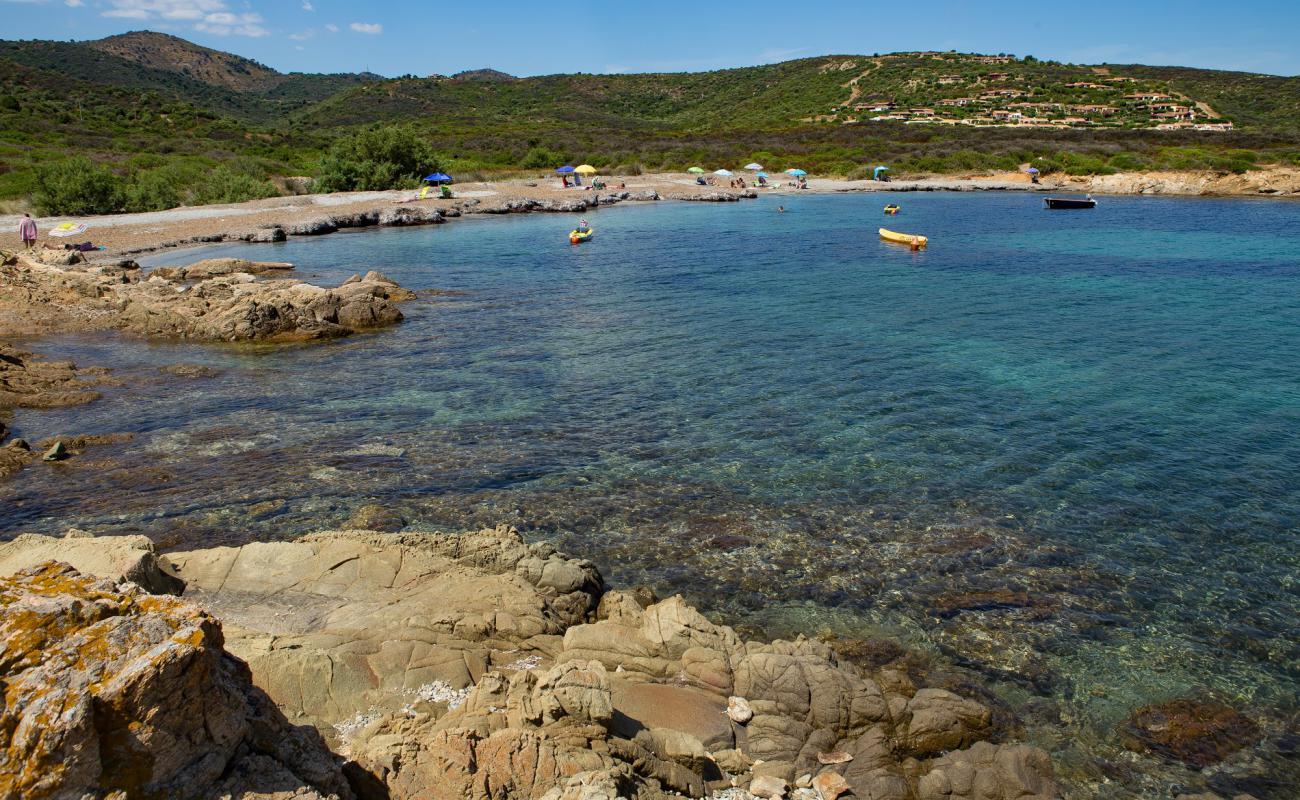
[18,213,37,252]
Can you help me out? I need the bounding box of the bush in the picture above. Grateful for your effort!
[191,166,278,205]
[521,146,564,169]
[31,157,122,215]
[123,169,183,212]
[313,125,442,192]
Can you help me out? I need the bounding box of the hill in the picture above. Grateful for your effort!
[451,69,517,82]
[86,31,280,93]
[0,33,1296,210]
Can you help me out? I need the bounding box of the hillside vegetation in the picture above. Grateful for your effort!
[0,32,1296,213]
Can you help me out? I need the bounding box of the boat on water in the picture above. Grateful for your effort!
[879,227,927,249]
[569,228,594,244]
[884,204,901,215]
[1045,196,1097,209]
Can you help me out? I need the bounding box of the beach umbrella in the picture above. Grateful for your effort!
[556,165,576,174]
[687,167,705,174]
[48,222,89,238]
[873,166,890,178]
[1025,167,1040,174]
[785,168,807,177]
[744,162,764,171]
[423,172,452,183]
[714,169,734,177]
[574,164,598,175]
[755,172,768,178]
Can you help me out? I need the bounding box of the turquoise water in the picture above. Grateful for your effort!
[4,193,1299,797]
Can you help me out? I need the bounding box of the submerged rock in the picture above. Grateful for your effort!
[1123,697,1262,768]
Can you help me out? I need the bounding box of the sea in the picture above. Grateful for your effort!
[4,192,1298,798]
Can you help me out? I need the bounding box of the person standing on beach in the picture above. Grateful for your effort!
[18,213,37,252]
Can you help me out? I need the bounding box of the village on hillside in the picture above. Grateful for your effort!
[821,52,1235,132]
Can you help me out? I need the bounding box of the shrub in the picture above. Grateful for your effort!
[313,125,442,192]
[31,157,122,215]
[123,170,182,212]
[521,146,564,169]
[191,166,278,205]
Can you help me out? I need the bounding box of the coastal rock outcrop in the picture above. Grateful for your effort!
[152,527,1057,799]
[154,257,295,281]
[0,561,352,800]
[1,254,413,343]
[160,526,604,732]
[0,531,183,594]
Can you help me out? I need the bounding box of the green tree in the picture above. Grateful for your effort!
[313,125,442,192]
[31,157,122,215]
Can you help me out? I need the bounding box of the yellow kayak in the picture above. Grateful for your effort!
[569,228,594,244]
[879,227,927,249]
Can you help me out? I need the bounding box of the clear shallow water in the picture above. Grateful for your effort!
[5,193,1300,797]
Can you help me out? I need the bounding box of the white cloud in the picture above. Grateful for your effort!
[66,0,86,7]
[196,10,267,37]
[102,0,224,20]
[349,21,381,35]
[325,23,338,32]
[301,0,313,9]
[99,0,266,36]
[288,28,314,41]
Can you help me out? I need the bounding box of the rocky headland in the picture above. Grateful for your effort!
[0,527,1062,800]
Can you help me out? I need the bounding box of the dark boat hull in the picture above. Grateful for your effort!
[1045,197,1097,209]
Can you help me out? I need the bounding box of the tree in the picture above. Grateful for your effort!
[313,125,442,192]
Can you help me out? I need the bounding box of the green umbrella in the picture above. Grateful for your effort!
[687,167,705,174]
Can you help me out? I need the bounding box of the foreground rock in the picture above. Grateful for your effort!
[0,561,352,799]
[153,526,1058,800]
[0,530,183,594]
[1,254,413,342]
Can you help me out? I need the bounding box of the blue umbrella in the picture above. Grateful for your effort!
[556,165,576,174]
[873,166,890,178]
[786,168,807,177]
[1026,167,1040,174]
[423,173,452,183]
[755,172,768,178]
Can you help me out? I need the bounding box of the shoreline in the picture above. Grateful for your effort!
[1,167,1297,262]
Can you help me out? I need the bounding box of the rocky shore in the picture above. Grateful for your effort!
[0,248,416,483]
[0,527,1061,800]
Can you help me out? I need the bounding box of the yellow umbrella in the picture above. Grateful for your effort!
[574,164,598,175]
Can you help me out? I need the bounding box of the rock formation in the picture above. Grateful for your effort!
[0,255,413,343]
[147,526,1059,800]
[0,561,352,800]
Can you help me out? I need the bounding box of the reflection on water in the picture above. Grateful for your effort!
[4,194,1299,798]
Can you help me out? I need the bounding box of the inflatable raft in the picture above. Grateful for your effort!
[569,228,594,244]
[879,227,927,249]
[884,204,900,215]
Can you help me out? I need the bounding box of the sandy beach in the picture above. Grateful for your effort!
[2,167,1297,261]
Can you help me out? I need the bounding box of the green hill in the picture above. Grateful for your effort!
[0,34,1296,209]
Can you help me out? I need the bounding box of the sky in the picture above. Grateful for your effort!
[3,0,1298,78]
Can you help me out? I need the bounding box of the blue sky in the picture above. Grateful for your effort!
[4,0,1298,77]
